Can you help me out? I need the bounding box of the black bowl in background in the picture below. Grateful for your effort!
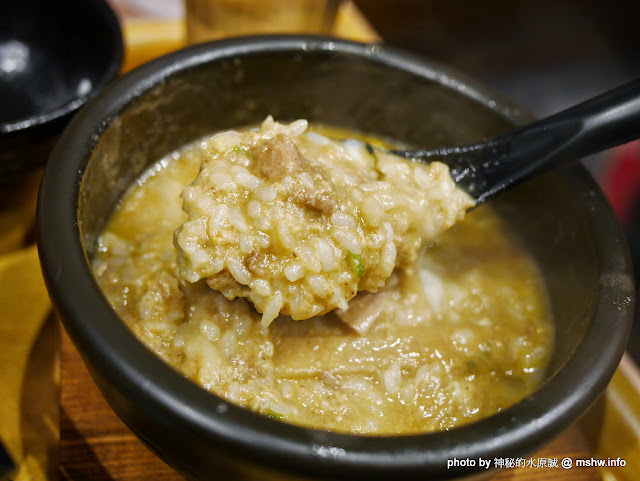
[0,0,122,181]
[37,36,634,480]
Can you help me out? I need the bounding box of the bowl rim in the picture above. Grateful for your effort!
[37,35,634,479]
[0,0,123,137]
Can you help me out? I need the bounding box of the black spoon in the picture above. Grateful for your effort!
[383,79,640,204]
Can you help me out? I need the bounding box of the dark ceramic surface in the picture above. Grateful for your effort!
[0,0,122,180]
[37,36,634,480]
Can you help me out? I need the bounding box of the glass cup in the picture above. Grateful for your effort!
[185,0,341,44]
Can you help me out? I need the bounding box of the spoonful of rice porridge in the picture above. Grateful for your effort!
[175,117,474,326]
[176,80,640,325]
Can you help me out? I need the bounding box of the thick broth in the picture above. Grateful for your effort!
[92,124,553,435]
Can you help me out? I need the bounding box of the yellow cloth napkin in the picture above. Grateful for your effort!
[0,174,56,481]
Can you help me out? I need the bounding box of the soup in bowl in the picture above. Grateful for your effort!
[37,36,633,480]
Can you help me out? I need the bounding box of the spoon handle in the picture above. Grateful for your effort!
[408,79,640,203]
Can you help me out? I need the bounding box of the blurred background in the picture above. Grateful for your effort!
[111,0,640,362]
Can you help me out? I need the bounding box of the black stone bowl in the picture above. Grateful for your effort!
[0,0,122,181]
[37,36,634,480]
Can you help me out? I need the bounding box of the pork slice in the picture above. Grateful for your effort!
[335,291,393,335]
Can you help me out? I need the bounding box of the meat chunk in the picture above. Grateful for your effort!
[253,134,308,181]
[335,291,392,335]
[253,133,338,214]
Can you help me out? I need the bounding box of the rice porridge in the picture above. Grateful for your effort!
[92,118,553,435]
